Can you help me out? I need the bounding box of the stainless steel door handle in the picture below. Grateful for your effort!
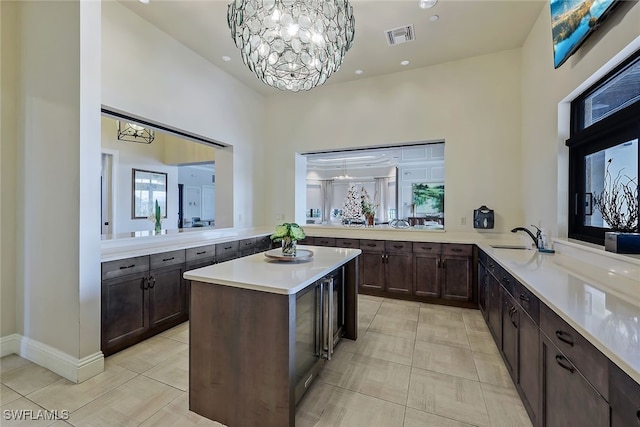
[327,277,334,359]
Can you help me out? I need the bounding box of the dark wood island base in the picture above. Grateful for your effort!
[188,256,359,427]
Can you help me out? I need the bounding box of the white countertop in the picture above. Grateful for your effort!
[478,241,640,384]
[184,245,361,295]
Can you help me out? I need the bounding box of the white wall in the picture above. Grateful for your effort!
[265,50,524,233]
[6,0,102,376]
[521,1,640,239]
[101,1,266,229]
[0,0,18,339]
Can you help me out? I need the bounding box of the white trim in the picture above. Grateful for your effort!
[0,334,104,383]
[0,334,21,357]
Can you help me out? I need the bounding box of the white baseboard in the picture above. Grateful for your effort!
[1,334,104,383]
[0,334,21,357]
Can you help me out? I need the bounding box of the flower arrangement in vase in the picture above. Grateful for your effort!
[270,223,306,256]
[148,200,162,234]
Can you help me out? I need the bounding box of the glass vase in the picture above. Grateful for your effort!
[282,237,297,256]
[155,220,162,234]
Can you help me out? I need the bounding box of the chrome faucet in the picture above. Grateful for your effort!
[511,226,541,247]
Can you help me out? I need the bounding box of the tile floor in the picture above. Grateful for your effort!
[0,295,532,427]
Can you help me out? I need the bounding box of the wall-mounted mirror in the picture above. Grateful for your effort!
[132,169,167,219]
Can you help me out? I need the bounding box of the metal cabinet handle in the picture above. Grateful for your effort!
[367,243,377,247]
[519,294,530,303]
[555,330,574,346]
[636,409,639,421]
[393,245,403,249]
[442,259,446,269]
[141,277,148,290]
[148,276,156,289]
[555,355,575,373]
[196,251,207,255]
[509,307,518,328]
[451,248,463,252]
[502,277,510,285]
[162,257,175,262]
[421,246,432,250]
[120,264,135,270]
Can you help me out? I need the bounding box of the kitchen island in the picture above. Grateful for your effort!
[184,245,361,427]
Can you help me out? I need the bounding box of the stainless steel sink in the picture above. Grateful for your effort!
[489,244,531,250]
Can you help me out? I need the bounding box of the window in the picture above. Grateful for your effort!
[568,50,640,244]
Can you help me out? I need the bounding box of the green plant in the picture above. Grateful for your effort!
[360,187,378,216]
[593,159,639,232]
[270,223,306,242]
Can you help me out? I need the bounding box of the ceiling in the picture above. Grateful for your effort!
[119,0,546,96]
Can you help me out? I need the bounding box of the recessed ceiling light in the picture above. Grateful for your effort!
[418,0,437,9]
[401,60,410,66]
[430,15,440,22]
[355,69,364,75]
[222,56,231,62]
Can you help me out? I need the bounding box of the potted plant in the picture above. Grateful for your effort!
[360,187,378,227]
[593,158,639,253]
[270,223,306,256]
[147,199,162,234]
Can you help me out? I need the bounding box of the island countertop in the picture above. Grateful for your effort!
[184,245,361,295]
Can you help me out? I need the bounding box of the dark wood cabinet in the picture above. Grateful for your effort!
[148,264,187,329]
[358,240,413,294]
[609,360,640,427]
[441,255,471,300]
[385,241,413,295]
[414,253,440,297]
[540,334,609,427]
[101,270,149,355]
[518,308,540,426]
[413,243,473,303]
[477,260,488,316]
[101,251,187,356]
[487,273,502,347]
[501,291,518,378]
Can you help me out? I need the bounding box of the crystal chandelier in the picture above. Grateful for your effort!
[227,0,356,92]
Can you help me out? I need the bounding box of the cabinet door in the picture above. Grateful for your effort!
[441,255,472,301]
[386,253,413,294]
[360,252,385,291]
[609,360,640,427]
[541,335,609,427]
[519,310,540,426]
[478,261,488,316]
[149,266,187,330]
[101,272,149,355]
[487,274,502,347]
[502,291,518,380]
[414,254,440,297]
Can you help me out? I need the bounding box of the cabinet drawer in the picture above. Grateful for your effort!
[186,245,216,264]
[239,237,257,249]
[441,243,472,257]
[514,280,540,324]
[102,255,149,280]
[298,236,315,245]
[150,250,185,270]
[540,304,609,399]
[255,235,272,251]
[412,242,441,254]
[216,240,239,257]
[497,270,516,297]
[359,239,384,252]
[385,241,412,253]
[336,238,359,249]
[315,237,336,247]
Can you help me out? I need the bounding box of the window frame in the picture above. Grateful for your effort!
[567,50,640,244]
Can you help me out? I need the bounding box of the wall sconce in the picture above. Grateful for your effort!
[117,121,155,144]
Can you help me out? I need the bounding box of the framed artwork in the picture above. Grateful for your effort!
[132,169,167,219]
[412,183,445,215]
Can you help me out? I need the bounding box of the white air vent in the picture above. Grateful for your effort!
[385,25,415,46]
